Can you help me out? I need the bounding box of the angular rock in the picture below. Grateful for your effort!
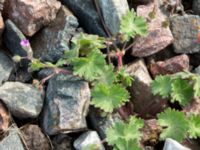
[0,13,4,41]
[0,127,25,150]
[0,0,4,11]
[98,0,129,35]
[0,100,10,134]
[141,119,161,145]
[89,106,121,139]
[150,54,189,77]
[183,98,200,115]
[74,131,105,150]
[31,6,79,62]
[20,124,51,150]
[3,20,33,57]
[51,134,72,150]
[170,15,200,53]
[163,138,190,150]
[0,50,13,84]
[61,0,106,36]
[42,74,90,135]
[0,82,43,119]
[126,59,167,118]
[4,0,61,36]
[131,0,173,57]
[193,0,200,16]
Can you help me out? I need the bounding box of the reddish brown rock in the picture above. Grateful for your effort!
[126,59,167,118]
[141,119,161,145]
[0,100,10,134]
[183,98,200,115]
[4,0,61,36]
[20,124,51,150]
[131,0,173,57]
[150,54,189,77]
[0,13,4,40]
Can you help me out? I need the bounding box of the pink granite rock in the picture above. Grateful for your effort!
[4,0,61,36]
[126,59,167,118]
[131,0,173,57]
[150,54,189,77]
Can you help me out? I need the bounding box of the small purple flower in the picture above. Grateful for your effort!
[20,39,30,47]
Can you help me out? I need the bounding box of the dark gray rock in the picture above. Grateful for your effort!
[0,82,43,119]
[98,0,129,35]
[51,134,72,150]
[31,6,79,62]
[193,0,200,16]
[170,15,200,53]
[89,106,121,139]
[3,20,33,57]
[0,127,25,150]
[0,50,13,84]
[74,131,105,150]
[42,74,90,135]
[163,138,190,150]
[126,59,167,118]
[61,0,106,36]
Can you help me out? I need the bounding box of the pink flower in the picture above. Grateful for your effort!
[20,39,30,47]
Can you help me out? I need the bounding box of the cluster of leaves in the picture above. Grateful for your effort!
[157,108,200,142]
[106,116,144,150]
[14,8,200,150]
[151,71,200,106]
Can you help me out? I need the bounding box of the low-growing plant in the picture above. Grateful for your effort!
[13,8,200,149]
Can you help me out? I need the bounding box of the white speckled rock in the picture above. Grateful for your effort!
[170,15,200,53]
[163,138,191,150]
[74,131,105,150]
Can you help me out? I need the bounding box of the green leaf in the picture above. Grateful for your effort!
[193,76,200,97]
[106,116,143,150]
[72,33,105,56]
[93,64,116,85]
[71,50,106,81]
[116,67,134,87]
[187,114,200,139]
[91,83,130,113]
[171,78,193,106]
[29,59,46,72]
[157,108,189,142]
[120,9,148,40]
[151,75,172,98]
[56,49,79,67]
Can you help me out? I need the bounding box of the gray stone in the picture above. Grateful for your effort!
[74,131,105,150]
[0,127,25,150]
[131,0,173,57]
[42,74,90,135]
[170,15,200,53]
[126,59,167,118]
[98,0,129,35]
[0,82,43,119]
[0,50,13,84]
[193,0,200,16]
[3,20,33,57]
[163,138,190,150]
[31,6,79,62]
[61,0,106,36]
[194,66,200,75]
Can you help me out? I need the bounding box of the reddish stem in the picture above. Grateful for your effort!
[117,51,124,69]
